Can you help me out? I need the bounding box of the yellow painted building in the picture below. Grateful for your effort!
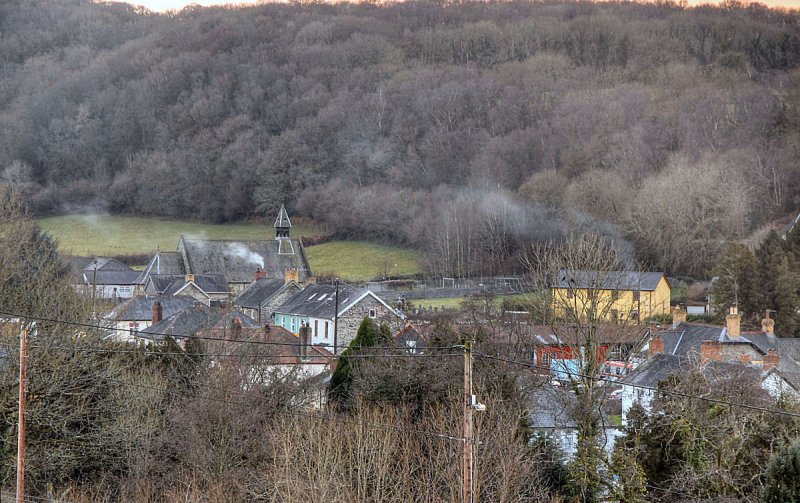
[551,270,671,322]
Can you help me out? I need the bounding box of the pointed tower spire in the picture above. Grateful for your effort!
[274,204,295,254]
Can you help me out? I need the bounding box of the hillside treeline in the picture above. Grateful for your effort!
[1,0,799,277]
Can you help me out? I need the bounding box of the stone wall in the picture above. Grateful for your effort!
[335,297,404,352]
[260,286,302,322]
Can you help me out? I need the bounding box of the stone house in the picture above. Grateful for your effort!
[274,283,404,354]
[234,271,304,323]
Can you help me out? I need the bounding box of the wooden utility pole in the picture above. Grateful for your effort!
[333,278,340,354]
[17,329,28,503]
[463,339,474,503]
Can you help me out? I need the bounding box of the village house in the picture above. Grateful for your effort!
[137,305,261,346]
[134,251,185,294]
[273,283,404,354]
[529,385,622,460]
[526,325,649,382]
[234,270,304,323]
[395,324,428,354]
[143,273,229,306]
[620,307,800,424]
[71,257,140,300]
[104,296,200,342]
[135,205,311,294]
[552,270,671,322]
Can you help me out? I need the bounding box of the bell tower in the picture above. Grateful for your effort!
[274,204,295,255]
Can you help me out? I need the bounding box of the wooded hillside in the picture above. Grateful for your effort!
[1,0,798,276]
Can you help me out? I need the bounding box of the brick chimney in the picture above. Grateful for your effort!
[726,306,741,339]
[650,334,664,355]
[763,348,780,370]
[285,268,300,285]
[230,317,242,340]
[671,306,687,328]
[255,268,267,281]
[185,274,195,284]
[299,322,310,361]
[152,300,163,324]
[700,340,723,362]
[762,311,775,337]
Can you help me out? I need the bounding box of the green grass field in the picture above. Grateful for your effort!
[303,241,421,282]
[39,214,323,256]
[413,293,532,310]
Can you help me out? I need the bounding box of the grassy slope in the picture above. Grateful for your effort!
[39,215,422,281]
[303,241,420,282]
[39,215,323,256]
[414,293,531,310]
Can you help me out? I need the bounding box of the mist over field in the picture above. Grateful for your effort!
[1,0,799,277]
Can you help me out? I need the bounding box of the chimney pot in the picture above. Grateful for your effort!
[299,322,310,361]
[185,274,195,284]
[152,300,163,324]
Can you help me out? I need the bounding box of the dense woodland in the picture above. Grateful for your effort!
[1,0,799,277]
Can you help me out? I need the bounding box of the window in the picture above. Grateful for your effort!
[541,351,552,365]
[369,308,377,319]
[290,319,296,332]
[567,289,575,299]
[633,290,641,302]
[324,321,329,339]
[314,320,319,338]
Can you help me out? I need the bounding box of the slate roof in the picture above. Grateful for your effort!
[529,386,578,429]
[276,284,363,319]
[211,311,262,331]
[555,270,666,291]
[235,278,297,309]
[147,275,184,294]
[162,274,229,296]
[139,305,217,341]
[135,252,184,285]
[396,324,428,352]
[105,296,199,322]
[624,353,687,389]
[72,257,139,285]
[178,237,310,284]
[659,323,723,358]
[626,352,764,389]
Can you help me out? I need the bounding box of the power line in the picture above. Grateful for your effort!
[29,344,461,360]
[0,309,462,352]
[473,352,800,420]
